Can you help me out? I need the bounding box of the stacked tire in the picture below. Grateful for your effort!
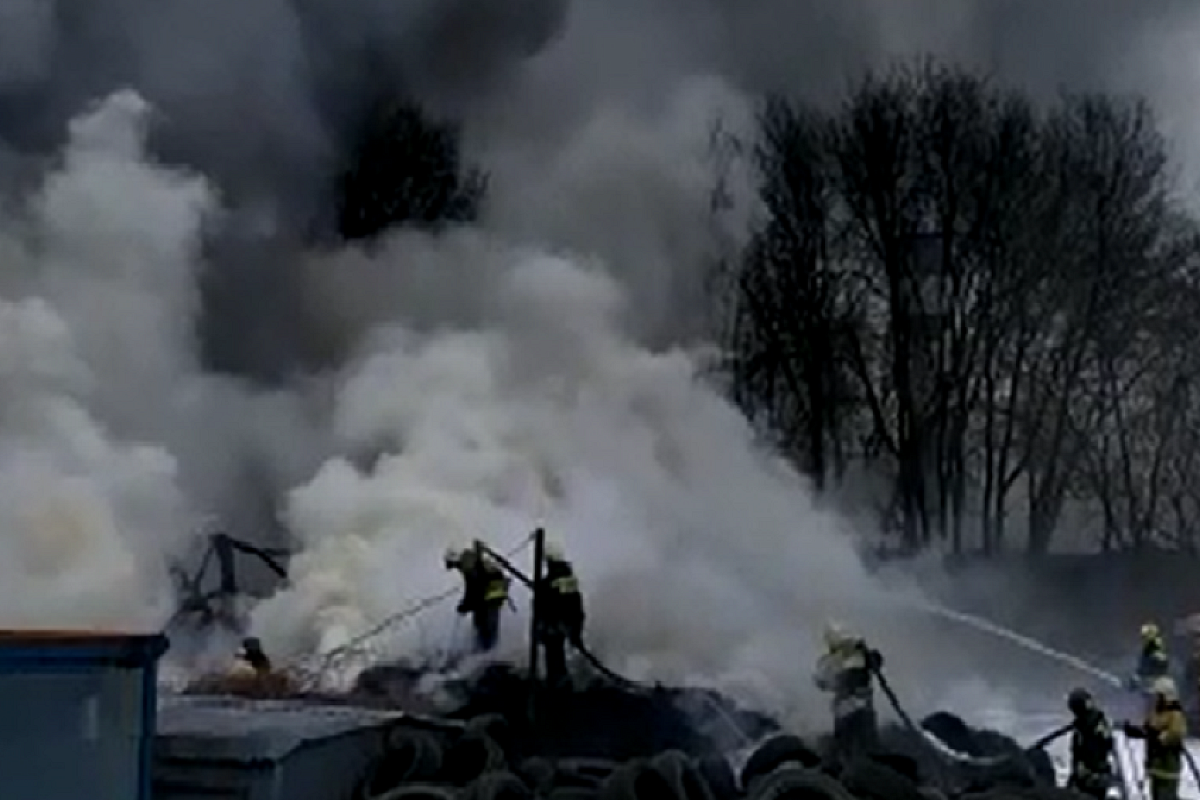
[357,710,1073,800]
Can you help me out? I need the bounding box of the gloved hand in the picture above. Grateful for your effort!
[455,601,469,615]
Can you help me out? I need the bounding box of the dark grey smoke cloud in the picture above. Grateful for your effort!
[3,1,1197,231]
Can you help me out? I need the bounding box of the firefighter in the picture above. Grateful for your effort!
[236,636,272,676]
[446,543,510,653]
[535,539,585,689]
[1065,687,1114,800]
[1123,676,1188,800]
[1132,622,1172,692]
[814,621,883,762]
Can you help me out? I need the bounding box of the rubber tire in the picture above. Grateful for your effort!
[840,757,924,800]
[869,752,920,784]
[921,712,977,755]
[553,758,620,789]
[442,733,508,785]
[748,768,858,800]
[360,730,444,797]
[599,760,682,800]
[465,714,515,756]
[515,756,555,793]
[376,785,460,800]
[651,750,715,800]
[697,754,738,800]
[463,770,534,800]
[740,734,823,791]
[547,790,599,800]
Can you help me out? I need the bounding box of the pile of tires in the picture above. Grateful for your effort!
[354,708,1075,800]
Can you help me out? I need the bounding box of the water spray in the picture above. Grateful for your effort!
[906,598,1198,797]
[907,600,1123,688]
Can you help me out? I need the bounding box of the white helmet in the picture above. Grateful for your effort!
[823,620,852,651]
[1153,676,1179,702]
[542,540,566,563]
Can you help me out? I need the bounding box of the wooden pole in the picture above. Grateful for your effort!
[528,527,545,724]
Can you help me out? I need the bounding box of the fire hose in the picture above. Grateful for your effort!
[908,600,1200,794]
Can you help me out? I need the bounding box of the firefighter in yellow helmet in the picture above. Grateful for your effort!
[1132,623,1172,690]
[534,537,585,689]
[814,621,883,762]
[445,543,510,653]
[1123,676,1188,800]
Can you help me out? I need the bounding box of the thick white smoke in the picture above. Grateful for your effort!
[0,91,326,631]
[245,74,913,728]
[252,235,898,724]
[0,77,978,729]
[0,92,200,629]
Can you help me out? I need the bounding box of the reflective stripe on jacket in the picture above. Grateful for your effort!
[815,642,873,719]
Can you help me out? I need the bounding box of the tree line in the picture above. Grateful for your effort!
[719,60,1200,556]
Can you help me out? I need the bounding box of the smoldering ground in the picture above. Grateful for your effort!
[0,0,1195,730]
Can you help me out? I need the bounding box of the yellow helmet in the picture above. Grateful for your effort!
[823,621,851,652]
[1141,622,1161,641]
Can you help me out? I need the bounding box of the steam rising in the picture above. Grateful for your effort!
[3,0,1200,728]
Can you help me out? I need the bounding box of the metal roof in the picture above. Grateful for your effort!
[155,695,406,764]
[0,631,168,669]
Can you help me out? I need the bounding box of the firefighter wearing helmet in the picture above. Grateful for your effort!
[1065,687,1114,800]
[1133,622,1172,692]
[534,535,585,689]
[1123,677,1188,800]
[814,621,883,763]
[445,543,510,653]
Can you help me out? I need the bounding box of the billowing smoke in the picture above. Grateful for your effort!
[2,0,1200,727]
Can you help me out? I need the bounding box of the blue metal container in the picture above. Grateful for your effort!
[0,630,169,800]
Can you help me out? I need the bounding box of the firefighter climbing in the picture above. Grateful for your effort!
[814,621,883,763]
[1065,687,1114,800]
[534,539,586,689]
[1123,676,1188,800]
[446,543,511,653]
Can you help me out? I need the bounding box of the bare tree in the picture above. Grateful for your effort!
[721,57,1200,558]
[723,97,856,488]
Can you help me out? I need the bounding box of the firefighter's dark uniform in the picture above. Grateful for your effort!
[239,637,272,675]
[1124,680,1188,800]
[1066,688,1114,800]
[1136,624,1172,690]
[448,548,510,653]
[814,624,881,762]
[536,551,585,688]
